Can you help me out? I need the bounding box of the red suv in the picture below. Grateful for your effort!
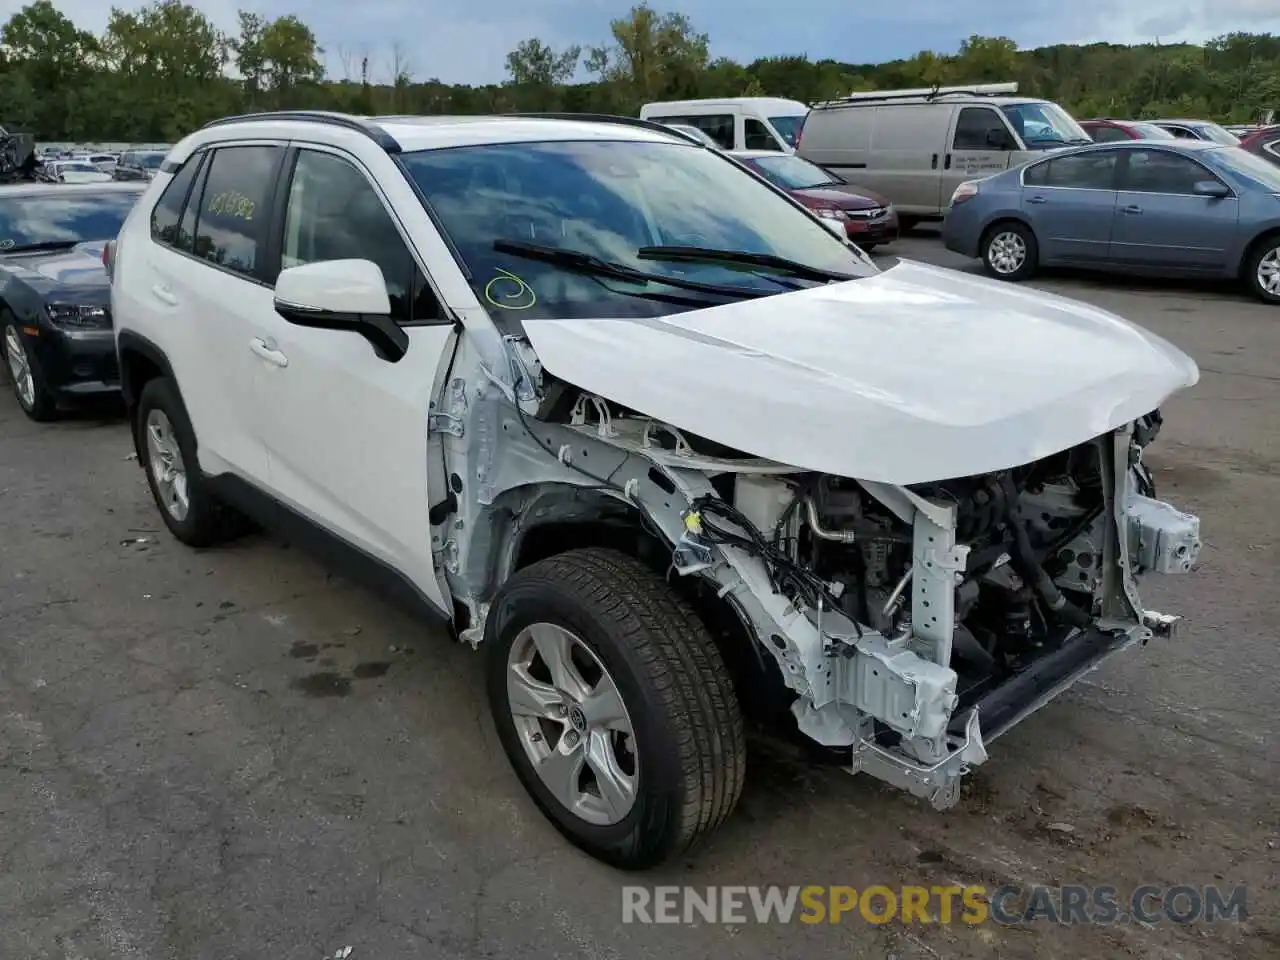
[1079,119,1177,143]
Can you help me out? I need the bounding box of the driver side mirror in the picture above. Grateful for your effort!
[820,217,846,237]
[273,259,409,363]
[1193,180,1230,199]
[986,128,1016,150]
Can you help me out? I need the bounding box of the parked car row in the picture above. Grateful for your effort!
[653,114,901,250]
[639,91,1279,292]
[36,158,114,184]
[33,147,169,185]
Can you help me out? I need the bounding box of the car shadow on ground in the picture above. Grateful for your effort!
[0,392,126,428]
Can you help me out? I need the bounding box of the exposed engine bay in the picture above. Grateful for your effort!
[437,340,1202,809]
[702,424,1168,712]
[661,408,1196,806]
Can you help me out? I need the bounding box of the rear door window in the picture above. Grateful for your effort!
[191,145,283,278]
[1120,150,1220,195]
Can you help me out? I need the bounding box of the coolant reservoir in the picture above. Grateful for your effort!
[733,475,795,535]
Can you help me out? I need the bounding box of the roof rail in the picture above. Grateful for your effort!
[504,112,705,144]
[201,110,402,153]
[814,81,1019,108]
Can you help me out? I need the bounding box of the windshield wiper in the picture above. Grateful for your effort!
[636,245,855,283]
[493,239,771,299]
[2,240,81,253]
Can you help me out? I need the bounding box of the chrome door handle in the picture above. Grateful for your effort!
[1027,195,1047,204]
[151,284,178,306]
[1123,204,1143,214]
[249,337,288,368]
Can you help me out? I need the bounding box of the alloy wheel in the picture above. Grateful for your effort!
[145,408,190,521]
[4,325,35,409]
[506,622,638,825]
[1258,246,1280,297]
[988,231,1027,275]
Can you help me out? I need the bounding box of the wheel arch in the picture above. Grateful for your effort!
[1239,226,1280,280]
[980,213,1036,247]
[117,330,182,462]
[487,483,785,726]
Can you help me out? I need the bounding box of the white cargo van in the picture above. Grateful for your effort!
[797,83,1091,225]
[639,98,808,153]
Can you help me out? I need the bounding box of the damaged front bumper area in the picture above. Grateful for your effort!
[668,424,1201,809]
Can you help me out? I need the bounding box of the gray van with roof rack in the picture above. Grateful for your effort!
[796,82,1091,226]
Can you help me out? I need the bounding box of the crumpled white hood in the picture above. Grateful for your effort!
[521,259,1199,484]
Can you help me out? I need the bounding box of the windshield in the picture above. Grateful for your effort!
[0,191,139,250]
[1213,146,1280,191]
[747,154,840,190]
[399,139,875,321]
[59,162,98,173]
[768,114,807,148]
[1002,102,1091,145]
[1132,123,1176,140]
[1198,123,1241,146]
[136,153,166,169]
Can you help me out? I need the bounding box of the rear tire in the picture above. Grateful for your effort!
[136,377,244,547]
[1245,235,1280,304]
[982,220,1038,281]
[486,547,746,869]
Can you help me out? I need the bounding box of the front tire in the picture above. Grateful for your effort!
[486,547,746,869]
[136,377,242,547]
[1245,235,1280,304]
[3,318,58,421]
[982,221,1038,281]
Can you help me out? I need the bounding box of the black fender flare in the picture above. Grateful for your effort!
[116,330,187,463]
[116,329,175,407]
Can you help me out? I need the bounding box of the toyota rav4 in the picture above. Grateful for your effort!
[109,111,1203,870]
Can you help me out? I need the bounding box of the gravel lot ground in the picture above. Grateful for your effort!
[2,230,1276,960]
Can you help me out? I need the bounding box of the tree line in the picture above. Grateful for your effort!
[2,0,1277,143]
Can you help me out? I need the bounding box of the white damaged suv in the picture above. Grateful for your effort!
[109,111,1202,869]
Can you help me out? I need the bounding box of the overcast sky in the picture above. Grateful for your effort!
[9,0,1280,86]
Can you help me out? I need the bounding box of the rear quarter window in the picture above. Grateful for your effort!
[150,154,204,248]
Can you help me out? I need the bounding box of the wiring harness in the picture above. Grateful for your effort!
[685,493,843,612]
